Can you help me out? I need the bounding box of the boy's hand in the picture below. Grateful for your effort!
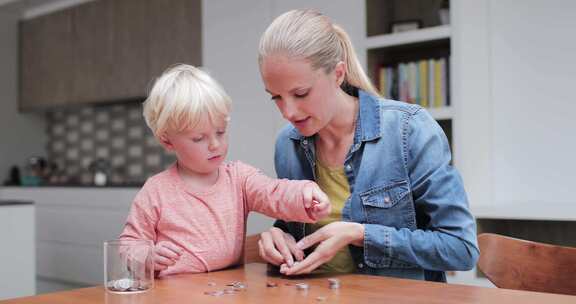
[303,183,331,222]
[153,241,182,272]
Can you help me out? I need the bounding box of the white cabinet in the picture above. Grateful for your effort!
[0,187,136,290]
[0,202,35,300]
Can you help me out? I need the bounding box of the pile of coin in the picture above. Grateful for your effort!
[202,278,341,297]
[106,278,150,293]
[204,281,248,297]
[295,283,310,291]
[328,278,341,289]
[226,281,247,290]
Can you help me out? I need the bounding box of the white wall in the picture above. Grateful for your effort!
[455,0,576,218]
[489,0,576,207]
[0,2,46,183]
[202,0,364,235]
[452,0,493,209]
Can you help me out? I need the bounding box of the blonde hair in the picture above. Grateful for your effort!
[258,9,379,97]
[143,64,231,138]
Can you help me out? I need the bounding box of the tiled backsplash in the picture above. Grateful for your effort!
[46,102,175,185]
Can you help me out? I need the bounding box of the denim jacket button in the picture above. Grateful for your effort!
[302,139,308,145]
[358,263,364,269]
[384,196,390,203]
[345,164,352,171]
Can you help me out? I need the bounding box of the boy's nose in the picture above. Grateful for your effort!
[208,137,220,151]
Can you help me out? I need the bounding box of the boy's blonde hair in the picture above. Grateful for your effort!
[143,64,231,138]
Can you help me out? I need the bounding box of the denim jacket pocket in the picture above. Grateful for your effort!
[359,180,415,227]
[360,180,409,209]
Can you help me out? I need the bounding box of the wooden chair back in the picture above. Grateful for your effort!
[477,233,576,295]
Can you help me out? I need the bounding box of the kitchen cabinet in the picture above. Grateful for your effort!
[111,0,149,100]
[19,0,201,111]
[147,0,202,78]
[71,0,150,104]
[19,9,73,111]
[71,0,114,104]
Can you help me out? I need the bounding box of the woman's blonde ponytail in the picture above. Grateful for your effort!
[259,9,380,97]
[332,25,380,97]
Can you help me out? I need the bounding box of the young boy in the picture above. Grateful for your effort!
[119,64,330,277]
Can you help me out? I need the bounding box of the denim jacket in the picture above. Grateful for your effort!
[273,90,479,282]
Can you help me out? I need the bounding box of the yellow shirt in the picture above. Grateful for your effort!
[308,159,356,273]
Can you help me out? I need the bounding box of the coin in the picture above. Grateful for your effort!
[266,281,278,287]
[204,290,224,296]
[207,282,216,287]
[316,296,327,301]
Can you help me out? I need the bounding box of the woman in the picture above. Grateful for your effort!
[257,9,478,282]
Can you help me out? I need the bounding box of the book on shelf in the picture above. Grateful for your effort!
[377,56,450,109]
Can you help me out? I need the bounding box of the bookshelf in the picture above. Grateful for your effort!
[365,0,453,141]
[365,25,450,49]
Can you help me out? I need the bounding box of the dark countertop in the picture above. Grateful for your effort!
[0,200,34,206]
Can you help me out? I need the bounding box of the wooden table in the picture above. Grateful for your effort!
[2,263,574,303]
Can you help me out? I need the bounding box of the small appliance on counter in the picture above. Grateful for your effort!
[3,166,21,186]
[89,159,111,186]
[21,156,48,186]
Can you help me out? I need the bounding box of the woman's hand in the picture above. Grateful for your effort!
[280,221,365,275]
[259,227,304,267]
[153,241,182,272]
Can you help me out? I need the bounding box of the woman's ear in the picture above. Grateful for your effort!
[333,61,347,87]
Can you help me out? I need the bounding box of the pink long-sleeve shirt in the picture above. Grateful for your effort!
[119,161,314,276]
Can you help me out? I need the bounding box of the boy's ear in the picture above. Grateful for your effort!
[158,133,175,151]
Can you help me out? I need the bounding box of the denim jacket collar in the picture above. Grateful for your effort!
[287,90,382,144]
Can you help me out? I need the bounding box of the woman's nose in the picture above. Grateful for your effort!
[279,99,297,120]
